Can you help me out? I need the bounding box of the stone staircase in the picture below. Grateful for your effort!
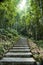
[0,38,37,65]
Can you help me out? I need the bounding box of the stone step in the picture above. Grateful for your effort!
[11,48,30,50]
[14,45,28,47]
[4,52,32,57]
[9,49,30,52]
[12,47,30,49]
[0,57,36,65]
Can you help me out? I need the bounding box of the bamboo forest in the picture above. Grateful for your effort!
[0,0,43,65]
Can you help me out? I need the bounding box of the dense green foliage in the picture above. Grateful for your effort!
[0,0,20,58]
[0,0,19,41]
[0,0,43,40]
[35,40,43,48]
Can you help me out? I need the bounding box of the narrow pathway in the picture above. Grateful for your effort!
[0,37,36,65]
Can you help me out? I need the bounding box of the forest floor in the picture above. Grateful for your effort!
[28,39,43,62]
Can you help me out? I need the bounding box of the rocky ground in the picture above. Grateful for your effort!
[28,39,43,62]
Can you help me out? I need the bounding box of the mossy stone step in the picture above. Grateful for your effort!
[12,47,30,49]
[4,52,32,57]
[0,57,35,63]
[9,48,30,52]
